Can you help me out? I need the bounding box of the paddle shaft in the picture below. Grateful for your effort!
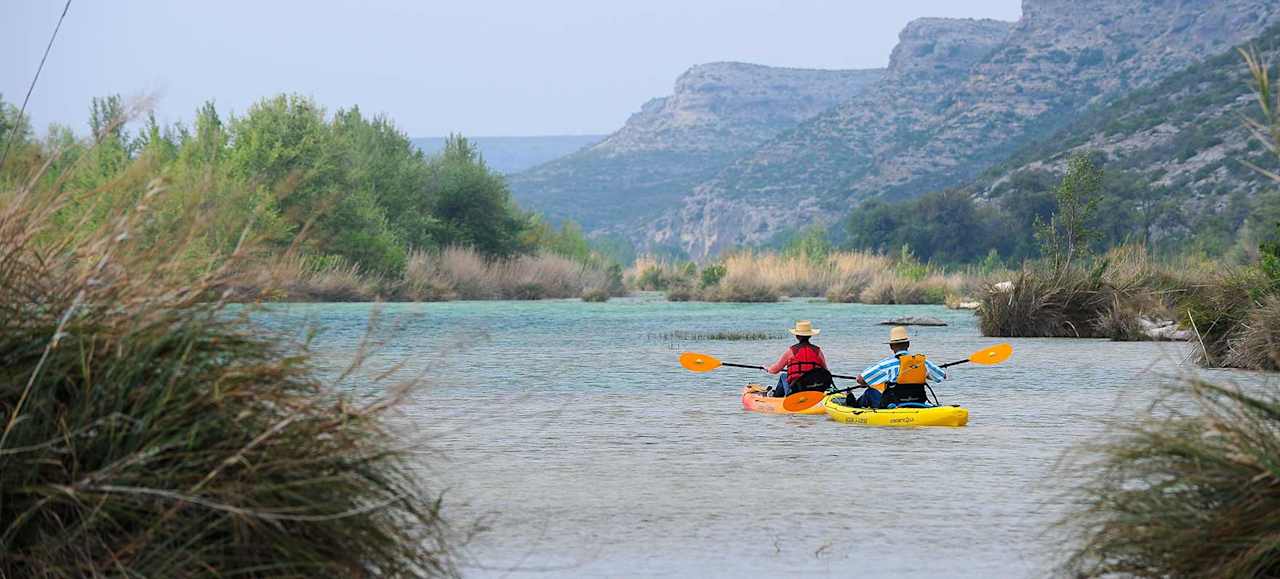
[721,361,764,370]
[723,360,858,380]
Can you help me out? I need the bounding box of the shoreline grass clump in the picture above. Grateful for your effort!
[1061,378,1280,577]
[397,246,610,301]
[631,249,988,304]
[1,174,459,574]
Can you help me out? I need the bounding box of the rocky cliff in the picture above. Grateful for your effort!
[507,62,883,232]
[973,20,1280,246]
[659,0,1280,259]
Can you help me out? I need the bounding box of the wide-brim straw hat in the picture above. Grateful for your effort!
[788,320,820,336]
[887,325,910,344]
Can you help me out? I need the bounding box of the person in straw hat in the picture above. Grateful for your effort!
[761,320,831,397]
[850,325,947,408]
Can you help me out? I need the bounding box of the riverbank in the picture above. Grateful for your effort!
[977,244,1280,370]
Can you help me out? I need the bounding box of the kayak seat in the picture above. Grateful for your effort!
[790,368,834,393]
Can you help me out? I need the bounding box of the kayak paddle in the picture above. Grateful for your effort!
[679,351,762,373]
[938,343,1013,368]
[781,343,1015,412]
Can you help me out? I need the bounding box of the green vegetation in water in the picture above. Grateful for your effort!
[0,138,463,576]
[652,330,790,342]
[1061,378,1280,578]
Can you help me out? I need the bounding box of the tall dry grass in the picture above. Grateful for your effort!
[399,246,609,301]
[636,250,992,304]
[231,255,380,302]
[1,160,460,575]
[979,245,1199,340]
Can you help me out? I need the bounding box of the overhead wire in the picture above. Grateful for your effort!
[0,0,73,170]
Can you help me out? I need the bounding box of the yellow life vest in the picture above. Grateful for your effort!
[896,353,928,385]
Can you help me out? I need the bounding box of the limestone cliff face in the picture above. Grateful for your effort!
[658,0,1280,259]
[507,63,882,232]
[596,62,884,155]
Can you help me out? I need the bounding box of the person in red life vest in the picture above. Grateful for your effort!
[762,320,830,397]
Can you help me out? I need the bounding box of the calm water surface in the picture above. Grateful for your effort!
[261,296,1262,578]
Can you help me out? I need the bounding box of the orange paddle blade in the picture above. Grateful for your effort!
[679,352,722,373]
[969,343,1013,365]
[782,390,827,412]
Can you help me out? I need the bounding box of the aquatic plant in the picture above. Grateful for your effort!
[1062,378,1280,578]
[653,330,788,341]
[1,152,460,576]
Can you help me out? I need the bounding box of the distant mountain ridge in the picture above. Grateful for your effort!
[660,0,1280,258]
[507,62,884,233]
[412,135,603,174]
[970,20,1280,247]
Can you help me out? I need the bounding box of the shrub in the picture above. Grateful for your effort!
[700,262,727,288]
[1061,379,1280,578]
[581,287,610,302]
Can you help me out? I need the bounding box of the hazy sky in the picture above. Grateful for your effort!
[4,1,1021,137]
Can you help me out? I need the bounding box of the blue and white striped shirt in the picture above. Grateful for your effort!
[860,351,947,386]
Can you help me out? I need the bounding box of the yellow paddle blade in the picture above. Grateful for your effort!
[679,352,722,373]
[782,390,826,412]
[969,343,1013,365]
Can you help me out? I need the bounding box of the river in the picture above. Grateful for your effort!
[259,295,1260,578]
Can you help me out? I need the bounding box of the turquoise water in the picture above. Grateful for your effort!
[262,295,1258,578]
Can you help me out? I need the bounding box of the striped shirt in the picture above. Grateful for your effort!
[859,351,947,387]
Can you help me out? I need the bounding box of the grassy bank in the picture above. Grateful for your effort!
[1,147,461,575]
[628,249,994,304]
[232,246,623,302]
[1061,378,1280,577]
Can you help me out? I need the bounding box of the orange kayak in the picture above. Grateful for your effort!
[741,385,831,415]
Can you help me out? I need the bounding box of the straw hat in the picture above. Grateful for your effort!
[788,320,820,337]
[887,326,910,344]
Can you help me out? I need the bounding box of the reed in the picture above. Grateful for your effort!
[1,162,459,576]
[399,246,608,301]
[1061,378,1280,578]
[1221,295,1280,371]
[232,255,380,302]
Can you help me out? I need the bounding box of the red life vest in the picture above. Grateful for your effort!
[785,343,825,385]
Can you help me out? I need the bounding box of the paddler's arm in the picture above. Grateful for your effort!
[925,358,947,381]
[764,351,790,374]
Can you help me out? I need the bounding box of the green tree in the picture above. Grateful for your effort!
[1035,153,1103,272]
[783,225,832,263]
[424,135,526,257]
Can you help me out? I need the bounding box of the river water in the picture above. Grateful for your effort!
[261,295,1262,578]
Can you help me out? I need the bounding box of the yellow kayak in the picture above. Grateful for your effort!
[741,385,833,415]
[824,394,969,427]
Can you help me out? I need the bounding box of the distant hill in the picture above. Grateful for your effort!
[970,20,1280,249]
[507,62,883,236]
[665,0,1280,258]
[411,135,604,174]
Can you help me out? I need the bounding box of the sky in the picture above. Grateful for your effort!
[3,1,1022,138]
